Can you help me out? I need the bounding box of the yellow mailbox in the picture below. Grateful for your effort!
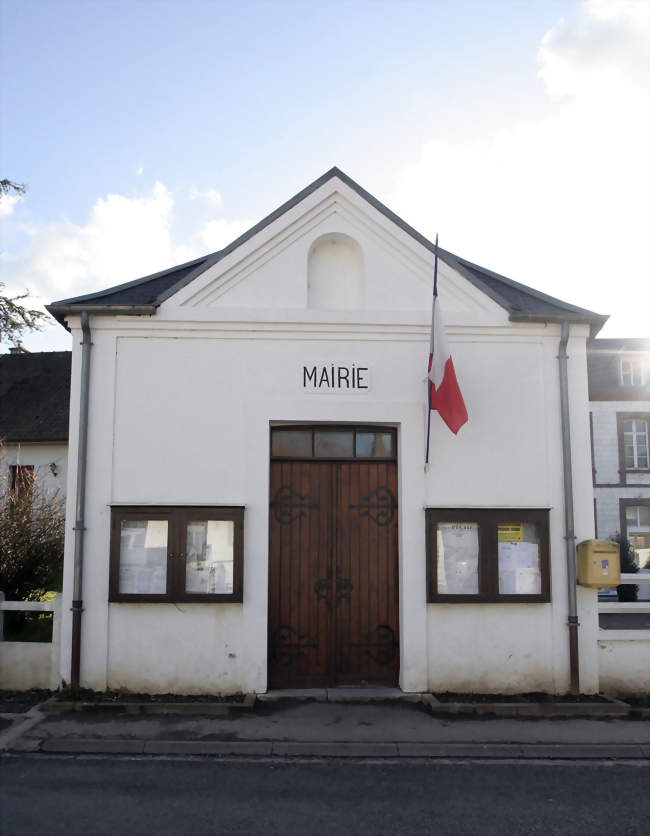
[577,540,620,587]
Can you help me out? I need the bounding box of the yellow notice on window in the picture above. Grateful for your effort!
[498,523,523,542]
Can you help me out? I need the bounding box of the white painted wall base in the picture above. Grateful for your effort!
[598,636,650,694]
[0,594,62,691]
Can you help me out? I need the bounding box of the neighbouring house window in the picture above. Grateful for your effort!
[617,413,650,479]
[10,465,34,504]
[622,502,650,558]
[426,508,550,603]
[629,531,650,551]
[623,419,649,470]
[620,357,646,386]
[109,507,244,603]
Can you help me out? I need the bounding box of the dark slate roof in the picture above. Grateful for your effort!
[48,255,212,319]
[0,351,71,442]
[47,167,607,335]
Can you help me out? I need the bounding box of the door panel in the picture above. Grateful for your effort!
[268,461,334,688]
[336,461,399,685]
[268,459,399,688]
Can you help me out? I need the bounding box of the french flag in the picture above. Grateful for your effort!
[427,238,468,441]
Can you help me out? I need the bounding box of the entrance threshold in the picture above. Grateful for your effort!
[259,688,424,704]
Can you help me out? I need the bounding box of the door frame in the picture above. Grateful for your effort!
[267,423,400,689]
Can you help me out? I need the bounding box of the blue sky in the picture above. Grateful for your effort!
[1,0,648,350]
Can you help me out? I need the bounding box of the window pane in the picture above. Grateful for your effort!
[623,420,634,433]
[271,430,312,457]
[314,430,354,457]
[437,523,479,594]
[638,506,650,526]
[498,522,542,595]
[356,431,394,458]
[185,520,235,594]
[119,520,167,594]
[626,506,638,524]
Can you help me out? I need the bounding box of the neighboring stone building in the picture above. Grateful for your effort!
[0,350,71,501]
[588,337,650,608]
[588,338,650,549]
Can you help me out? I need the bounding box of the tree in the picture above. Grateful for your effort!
[0,284,47,347]
[0,179,26,197]
[0,454,64,601]
[0,179,48,347]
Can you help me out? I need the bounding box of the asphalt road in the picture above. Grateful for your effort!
[1,756,648,835]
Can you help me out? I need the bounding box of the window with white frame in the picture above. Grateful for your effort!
[623,419,649,470]
[620,357,646,386]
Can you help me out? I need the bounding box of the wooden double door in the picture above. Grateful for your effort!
[268,459,399,688]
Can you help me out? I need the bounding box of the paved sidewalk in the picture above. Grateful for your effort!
[3,698,649,759]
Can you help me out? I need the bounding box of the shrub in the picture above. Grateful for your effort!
[611,533,639,602]
[0,452,64,601]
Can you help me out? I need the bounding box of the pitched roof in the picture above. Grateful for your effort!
[0,351,71,442]
[47,167,607,335]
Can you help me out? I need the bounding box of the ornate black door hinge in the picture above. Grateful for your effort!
[349,486,397,526]
[270,486,320,525]
[270,625,318,666]
[347,624,398,666]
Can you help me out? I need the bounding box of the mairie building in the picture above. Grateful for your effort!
[47,167,621,696]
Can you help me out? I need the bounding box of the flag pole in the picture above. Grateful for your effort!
[425,234,439,469]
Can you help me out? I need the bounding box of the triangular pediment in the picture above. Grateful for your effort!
[48,167,606,336]
[161,176,505,321]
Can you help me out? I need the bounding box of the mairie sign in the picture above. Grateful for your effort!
[302,363,370,392]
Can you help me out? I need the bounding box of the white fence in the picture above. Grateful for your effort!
[0,592,62,690]
[0,580,647,693]
[598,573,650,694]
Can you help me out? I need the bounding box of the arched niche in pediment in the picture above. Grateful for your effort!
[307,232,364,309]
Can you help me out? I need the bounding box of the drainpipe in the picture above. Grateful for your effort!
[558,320,580,695]
[70,311,91,689]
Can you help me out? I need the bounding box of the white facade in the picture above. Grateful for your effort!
[57,174,600,695]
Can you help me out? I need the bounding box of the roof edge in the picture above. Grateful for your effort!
[45,303,157,329]
[510,311,608,338]
[50,255,212,307]
[454,253,601,318]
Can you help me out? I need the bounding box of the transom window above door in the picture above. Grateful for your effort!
[271,426,396,460]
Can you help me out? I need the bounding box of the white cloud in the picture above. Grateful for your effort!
[0,182,198,308]
[189,186,224,209]
[0,182,257,350]
[392,0,649,337]
[136,166,143,176]
[539,0,649,98]
[0,193,22,217]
